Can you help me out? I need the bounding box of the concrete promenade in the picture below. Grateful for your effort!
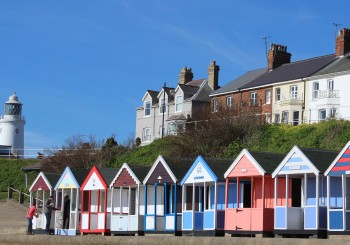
[2,199,350,244]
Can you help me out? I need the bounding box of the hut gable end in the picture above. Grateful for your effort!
[146,161,173,184]
[31,175,50,191]
[112,168,137,187]
[227,155,261,177]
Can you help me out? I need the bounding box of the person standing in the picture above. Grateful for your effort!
[26,201,38,235]
[63,195,70,229]
[44,195,57,234]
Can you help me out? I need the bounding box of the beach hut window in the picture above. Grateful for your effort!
[346,177,350,210]
[112,188,121,213]
[329,177,342,208]
[121,189,129,213]
[71,191,77,211]
[193,186,204,212]
[129,188,136,215]
[56,190,63,210]
[156,185,164,215]
[184,186,193,211]
[91,191,98,212]
[146,186,155,214]
[83,191,89,212]
[99,191,105,212]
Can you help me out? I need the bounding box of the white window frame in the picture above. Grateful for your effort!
[327,79,334,91]
[330,108,337,118]
[319,109,326,121]
[274,114,280,123]
[282,111,289,124]
[265,113,271,124]
[226,96,233,109]
[265,89,271,104]
[175,95,183,112]
[290,85,298,100]
[250,92,257,106]
[142,128,151,142]
[275,88,281,101]
[313,82,319,99]
[213,98,218,112]
[144,101,151,116]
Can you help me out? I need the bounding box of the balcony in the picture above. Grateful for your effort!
[277,94,303,106]
[313,90,340,106]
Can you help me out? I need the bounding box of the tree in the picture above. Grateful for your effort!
[39,134,104,172]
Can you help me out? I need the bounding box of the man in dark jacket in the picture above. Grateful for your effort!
[63,195,70,229]
[44,195,57,234]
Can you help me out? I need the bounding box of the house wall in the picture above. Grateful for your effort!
[272,81,305,125]
[306,73,350,123]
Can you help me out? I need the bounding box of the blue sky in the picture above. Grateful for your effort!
[0,0,349,152]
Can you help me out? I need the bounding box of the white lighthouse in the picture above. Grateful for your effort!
[0,93,26,158]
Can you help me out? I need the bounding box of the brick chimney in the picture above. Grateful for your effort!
[208,60,220,90]
[268,44,291,70]
[178,67,193,85]
[336,28,350,57]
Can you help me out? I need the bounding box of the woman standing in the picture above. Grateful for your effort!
[26,201,38,235]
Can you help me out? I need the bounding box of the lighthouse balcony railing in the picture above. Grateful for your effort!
[0,115,25,120]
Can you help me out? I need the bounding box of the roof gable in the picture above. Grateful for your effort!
[181,156,217,185]
[81,166,108,190]
[272,146,320,177]
[29,172,52,192]
[54,166,79,190]
[110,163,141,187]
[142,90,158,102]
[224,149,266,178]
[143,155,177,184]
[325,141,350,176]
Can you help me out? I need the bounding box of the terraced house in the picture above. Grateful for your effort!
[136,61,220,146]
[210,28,350,126]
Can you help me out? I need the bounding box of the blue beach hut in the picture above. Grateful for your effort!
[180,156,232,236]
[325,141,350,233]
[272,146,337,238]
[142,155,193,235]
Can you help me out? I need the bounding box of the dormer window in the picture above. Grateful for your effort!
[176,96,183,112]
[144,101,151,116]
[160,98,166,114]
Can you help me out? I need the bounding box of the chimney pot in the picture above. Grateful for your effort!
[268,43,291,70]
[178,66,193,85]
[208,60,220,90]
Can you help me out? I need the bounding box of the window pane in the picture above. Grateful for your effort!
[176,96,183,112]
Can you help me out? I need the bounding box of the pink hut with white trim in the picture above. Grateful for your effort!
[224,149,289,236]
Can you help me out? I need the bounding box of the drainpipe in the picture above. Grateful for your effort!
[302,78,306,123]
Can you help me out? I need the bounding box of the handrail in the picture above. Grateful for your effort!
[8,185,42,204]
